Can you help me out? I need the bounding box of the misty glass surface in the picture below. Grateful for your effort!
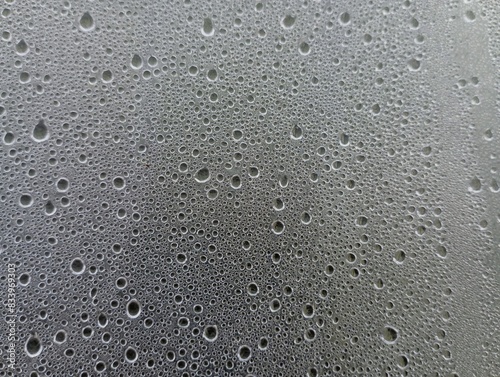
[1,1,499,376]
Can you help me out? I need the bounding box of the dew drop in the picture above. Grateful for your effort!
[301,212,312,225]
[70,258,85,274]
[408,58,421,71]
[56,178,69,192]
[281,15,296,29]
[79,12,95,32]
[248,166,260,178]
[207,69,218,81]
[25,335,42,357]
[436,245,448,258]
[356,216,368,227]
[33,120,49,142]
[464,10,476,22]
[381,326,399,344]
[19,194,33,207]
[339,12,351,25]
[203,325,218,342]
[102,70,113,83]
[3,132,14,144]
[127,299,141,318]
[271,220,285,235]
[54,330,67,344]
[291,124,303,139]
[299,42,311,56]
[207,188,219,200]
[469,176,481,192]
[230,175,242,189]
[202,17,214,37]
[131,54,143,69]
[45,201,56,215]
[113,177,125,190]
[125,347,138,362]
[15,39,29,55]
[237,346,251,361]
[273,197,285,211]
[195,167,210,183]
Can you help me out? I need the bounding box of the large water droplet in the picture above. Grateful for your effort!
[15,39,29,55]
[281,15,296,29]
[131,54,143,69]
[202,17,214,36]
[79,12,95,32]
[25,335,42,357]
[195,167,210,183]
[32,120,49,142]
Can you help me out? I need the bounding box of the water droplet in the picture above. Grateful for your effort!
[203,325,218,342]
[381,326,399,344]
[32,120,49,142]
[291,125,303,139]
[302,304,314,318]
[469,177,481,192]
[248,167,259,178]
[464,10,476,22]
[356,216,368,227]
[408,58,421,71]
[56,178,69,192]
[273,198,284,211]
[125,347,138,362]
[131,54,143,69]
[202,17,214,37]
[102,70,113,83]
[79,12,95,32]
[207,69,218,81]
[300,212,312,225]
[127,299,141,318]
[340,132,349,146]
[188,65,198,75]
[54,330,67,344]
[15,39,29,55]
[207,188,218,200]
[3,132,14,144]
[279,175,289,188]
[45,201,56,215]
[113,177,125,190]
[299,42,311,56]
[281,15,296,29]
[25,335,42,357]
[70,258,85,274]
[339,12,351,25]
[271,220,285,235]
[237,346,251,361]
[195,167,210,183]
[230,175,242,189]
[19,194,33,207]
[436,245,448,258]
[393,250,406,264]
[247,283,259,296]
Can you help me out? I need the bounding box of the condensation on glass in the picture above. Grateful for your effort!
[0,1,499,376]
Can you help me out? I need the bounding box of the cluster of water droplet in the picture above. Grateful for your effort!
[1,0,498,376]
